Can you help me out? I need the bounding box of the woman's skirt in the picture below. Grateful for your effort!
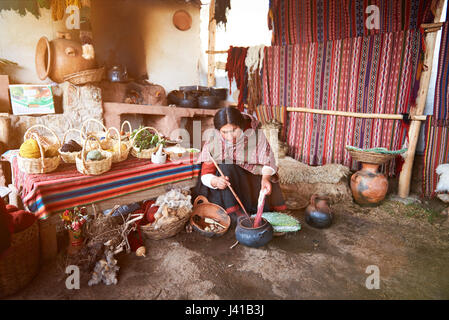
[193,164,287,223]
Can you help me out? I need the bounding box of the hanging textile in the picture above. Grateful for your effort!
[268,0,434,45]
[255,105,288,141]
[423,21,449,197]
[262,29,423,175]
[226,46,248,111]
[214,0,231,28]
[246,45,265,113]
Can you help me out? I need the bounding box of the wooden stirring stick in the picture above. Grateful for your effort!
[208,152,251,219]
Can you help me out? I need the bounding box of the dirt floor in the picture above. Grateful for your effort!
[5,197,449,300]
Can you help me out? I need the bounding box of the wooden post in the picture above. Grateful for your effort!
[207,0,217,87]
[398,0,445,198]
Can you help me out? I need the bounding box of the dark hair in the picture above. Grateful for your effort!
[214,107,245,130]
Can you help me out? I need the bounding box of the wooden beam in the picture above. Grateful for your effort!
[286,107,427,121]
[207,0,217,87]
[206,50,228,54]
[398,0,445,198]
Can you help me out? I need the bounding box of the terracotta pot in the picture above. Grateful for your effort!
[190,195,230,238]
[350,162,388,206]
[305,194,333,229]
[35,33,97,83]
[67,229,84,255]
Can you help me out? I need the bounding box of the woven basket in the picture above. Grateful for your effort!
[130,126,161,159]
[80,118,108,142]
[120,120,132,143]
[346,147,396,165]
[0,221,40,298]
[58,128,84,164]
[17,125,61,174]
[100,127,130,163]
[140,214,190,240]
[63,67,105,85]
[76,135,112,175]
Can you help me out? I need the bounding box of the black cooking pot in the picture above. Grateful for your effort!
[210,88,228,101]
[235,216,273,248]
[198,95,218,109]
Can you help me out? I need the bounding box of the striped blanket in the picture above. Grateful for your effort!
[268,0,434,45]
[255,105,288,141]
[2,150,200,220]
[262,29,422,174]
[423,21,449,197]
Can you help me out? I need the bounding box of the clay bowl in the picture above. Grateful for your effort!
[210,88,228,101]
[198,95,218,109]
[177,96,197,108]
[167,90,183,105]
[190,196,230,238]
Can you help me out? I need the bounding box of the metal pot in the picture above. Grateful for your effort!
[108,65,128,82]
[235,216,273,248]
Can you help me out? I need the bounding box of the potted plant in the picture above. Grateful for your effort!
[60,206,87,255]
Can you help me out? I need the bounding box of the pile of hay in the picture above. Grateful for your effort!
[277,156,352,209]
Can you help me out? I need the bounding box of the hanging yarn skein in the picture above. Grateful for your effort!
[214,0,231,28]
[245,45,265,113]
[226,46,248,112]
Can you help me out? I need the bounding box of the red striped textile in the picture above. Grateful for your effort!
[262,29,422,174]
[268,0,434,45]
[1,150,200,220]
[423,21,449,197]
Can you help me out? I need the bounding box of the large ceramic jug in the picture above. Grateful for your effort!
[350,162,388,206]
[305,194,333,229]
[35,32,97,83]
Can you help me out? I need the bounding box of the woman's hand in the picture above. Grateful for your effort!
[212,176,230,189]
[261,175,272,195]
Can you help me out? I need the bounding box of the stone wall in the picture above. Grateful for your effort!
[8,83,103,149]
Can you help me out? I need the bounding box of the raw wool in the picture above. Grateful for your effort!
[88,246,119,286]
[436,164,449,199]
[152,188,192,230]
[245,45,265,76]
[261,121,288,164]
[245,45,265,113]
[277,156,350,185]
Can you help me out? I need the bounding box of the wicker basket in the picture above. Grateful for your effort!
[76,135,112,175]
[120,120,132,143]
[101,127,130,163]
[140,214,190,240]
[58,128,84,164]
[346,146,396,165]
[17,125,61,174]
[130,126,161,159]
[80,118,108,142]
[0,221,40,298]
[63,67,105,85]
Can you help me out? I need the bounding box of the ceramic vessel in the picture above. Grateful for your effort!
[305,194,333,228]
[190,196,230,238]
[350,162,388,206]
[235,216,273,248]
[68,230,83,255]
[35,33,97,83]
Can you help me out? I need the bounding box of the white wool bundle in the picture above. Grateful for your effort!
[436,164,449,193]
[245,45,265,77]
[82,44,95,60]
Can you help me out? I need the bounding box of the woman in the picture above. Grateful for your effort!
[195,107,286,223]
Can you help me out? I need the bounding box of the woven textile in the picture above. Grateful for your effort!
[262,29,422,174]
[1,151,200,220]
[423,21,449,197]
[268,0,434,45]
[255,105,288,141]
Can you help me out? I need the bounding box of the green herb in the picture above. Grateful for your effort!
[131,127,166,152]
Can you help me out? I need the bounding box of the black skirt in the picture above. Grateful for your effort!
[193,164,287,222]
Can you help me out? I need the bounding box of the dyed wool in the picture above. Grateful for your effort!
[214,0,231,28]
[268,0,434,45]
[246,46,265,113]
[423,21,449,197]
[226,46,248,111]
[262,29,423,175]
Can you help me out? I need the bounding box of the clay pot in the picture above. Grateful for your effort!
[190,196,230,238]
[235,216,273,248]
[305,194,333,229]
[35,33,97,83]
[350,162,388,206]
[67,229,84,255]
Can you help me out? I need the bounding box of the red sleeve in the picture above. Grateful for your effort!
[201,162,216,176]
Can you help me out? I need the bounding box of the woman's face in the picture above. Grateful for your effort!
[219,124,242,143]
